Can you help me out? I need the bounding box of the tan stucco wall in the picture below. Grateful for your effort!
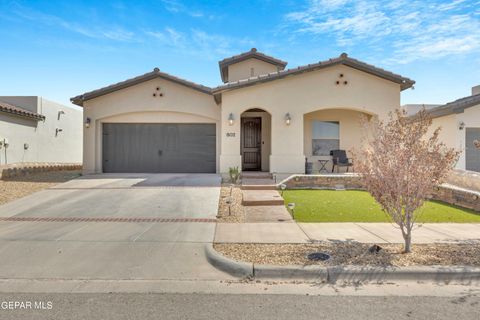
[0,97,82,165]
[227,58,280,83]
[83,78,219,174]
[219,64,401,174]
[431,103,480,170]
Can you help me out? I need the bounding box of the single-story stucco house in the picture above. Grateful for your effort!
[424,86,480,172]
[71,48,415,176]
[0,96,82,165]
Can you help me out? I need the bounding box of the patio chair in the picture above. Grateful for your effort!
[330,149,354,173]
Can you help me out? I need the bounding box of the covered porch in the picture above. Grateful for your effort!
[303,108,374,173]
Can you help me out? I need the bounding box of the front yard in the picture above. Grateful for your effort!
[283,190,480,223]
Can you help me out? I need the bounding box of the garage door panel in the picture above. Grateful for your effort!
[102,123,216,173]
[466,128,480,172]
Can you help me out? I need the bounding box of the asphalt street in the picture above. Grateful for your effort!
[0,293,479,320]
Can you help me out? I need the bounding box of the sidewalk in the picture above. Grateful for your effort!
[215,222,480,244]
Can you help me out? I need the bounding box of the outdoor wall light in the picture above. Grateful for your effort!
[85,117,91,128]
[285,113,292,125]
[228,113,234,126]
[458,121,465,130]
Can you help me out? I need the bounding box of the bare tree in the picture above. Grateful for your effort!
[356,109,459,253]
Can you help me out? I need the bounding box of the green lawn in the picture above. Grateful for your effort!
[283,190,480,223]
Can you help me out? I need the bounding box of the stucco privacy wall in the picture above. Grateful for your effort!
[0,97,82,165]
[83,78,219,174]
[219,64,401,174]
[227,58,280,83]
[430,104,480,170]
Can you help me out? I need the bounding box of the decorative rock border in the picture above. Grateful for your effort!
[280,174,364,190]
[431,184,480,212]
[205,244,480,283]
[0,163,82,180]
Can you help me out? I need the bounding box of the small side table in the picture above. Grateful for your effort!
[318,159,330,173]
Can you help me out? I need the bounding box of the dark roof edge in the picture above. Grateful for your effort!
[213,53,415,93]
[71,68,212,106]
[0,101,45,121]
[424,93,480,119]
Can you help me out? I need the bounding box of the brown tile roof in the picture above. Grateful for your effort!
[71,68,212,106]
[71,53,415,106]
[218,48,288,83]
[213,53,415,93]
[0,100,45,121]
[425,93,480,119]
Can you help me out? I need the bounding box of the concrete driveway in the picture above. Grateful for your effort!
[0,174,233,281]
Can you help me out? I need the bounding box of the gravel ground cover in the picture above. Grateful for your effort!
[0,170,81,205]
[217,184,245,223]
[214,242,480,266]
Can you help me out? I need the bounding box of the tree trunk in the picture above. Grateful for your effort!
[403,231,412,253]
[403,212,412,253]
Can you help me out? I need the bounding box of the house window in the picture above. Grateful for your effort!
[312,121,339,156]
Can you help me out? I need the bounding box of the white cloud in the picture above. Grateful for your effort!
[160,0,204,18]
[284,0,480,63]
[12,5,135,42]
[145,28,254,60]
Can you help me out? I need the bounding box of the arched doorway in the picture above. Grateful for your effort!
[241,108,272,171]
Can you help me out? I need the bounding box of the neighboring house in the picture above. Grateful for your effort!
[403,104,441,116]
[0,96,82,165]
[424,86,480,172]
[71,48,414,175]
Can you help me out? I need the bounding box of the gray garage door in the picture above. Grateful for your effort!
[102,123,216,173]
[466,128,480,172]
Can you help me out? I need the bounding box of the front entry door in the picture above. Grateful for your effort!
[241,117,261,171]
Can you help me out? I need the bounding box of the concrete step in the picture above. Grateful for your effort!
[241,172,273,179]
[242,190,284,206]
[241,185,277,190]
[241,178,277,190]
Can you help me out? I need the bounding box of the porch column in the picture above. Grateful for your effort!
[270,112,305,174]
[219,107,241,173]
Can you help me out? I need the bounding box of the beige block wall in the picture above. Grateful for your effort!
[227,58,280,83]
[219,64,401,174]
[83,78,219,174]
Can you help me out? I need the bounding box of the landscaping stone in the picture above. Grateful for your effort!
[213,243,480,267]
[282,174,364,190]
[0,163,82,180]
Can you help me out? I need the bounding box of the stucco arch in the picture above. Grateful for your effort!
[304,107,374,172]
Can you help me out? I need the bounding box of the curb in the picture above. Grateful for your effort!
[206,244,480,283]
[204,244,253,278]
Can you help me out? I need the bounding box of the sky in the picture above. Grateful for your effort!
[0,0,479,107]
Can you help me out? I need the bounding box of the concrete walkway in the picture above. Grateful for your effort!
[215,222,480,244]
